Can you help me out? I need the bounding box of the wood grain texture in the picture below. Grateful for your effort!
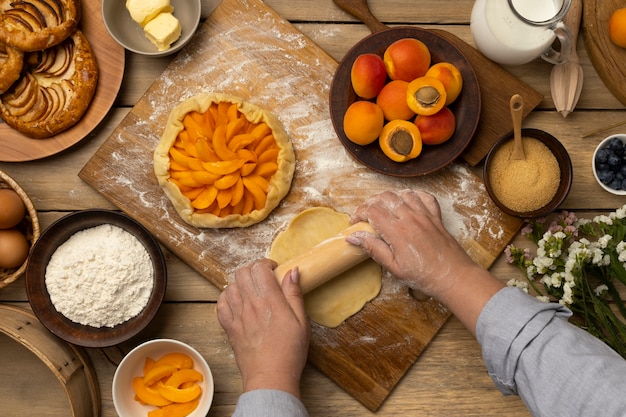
[79,0,522,410]
[583,0,626,107]
[0,0,125,162]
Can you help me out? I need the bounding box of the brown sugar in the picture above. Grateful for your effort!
[488,137,561,213]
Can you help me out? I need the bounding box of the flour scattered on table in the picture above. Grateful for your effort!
[45,224,154,328]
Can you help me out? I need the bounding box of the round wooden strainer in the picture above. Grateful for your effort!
[0,304,101,416]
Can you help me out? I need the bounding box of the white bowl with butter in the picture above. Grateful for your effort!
[102,0,201,57]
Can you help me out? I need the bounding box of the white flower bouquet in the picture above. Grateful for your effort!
[506,205,626,359]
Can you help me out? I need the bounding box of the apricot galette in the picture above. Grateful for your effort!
[154,93,295,228]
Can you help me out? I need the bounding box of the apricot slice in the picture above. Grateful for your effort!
[154,352,193,369]
[132,377,173,407]
[147,399,200,417]
[165,368,204,388]
[156,381,202,403]
[143,364,178,387]
[379,119,422,162]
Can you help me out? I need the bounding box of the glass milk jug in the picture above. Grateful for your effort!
[470,0,572,65]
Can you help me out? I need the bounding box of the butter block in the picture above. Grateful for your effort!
[143,12,182,51]
[126,0,173,27]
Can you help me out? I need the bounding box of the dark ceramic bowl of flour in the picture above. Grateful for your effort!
[25,210,167,348]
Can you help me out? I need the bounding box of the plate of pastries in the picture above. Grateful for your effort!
[0,0,125,162]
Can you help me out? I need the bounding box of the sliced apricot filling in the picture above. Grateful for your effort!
[167,101,281,217]
[132,352,204,417]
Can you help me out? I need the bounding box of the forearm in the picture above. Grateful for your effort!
[433,263,505,336]
[477,287,626,417]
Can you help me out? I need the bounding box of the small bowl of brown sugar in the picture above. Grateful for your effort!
[483,128,573,218]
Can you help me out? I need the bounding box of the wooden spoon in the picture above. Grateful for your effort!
[550,0,583,118]
[332,0,388,32]
[510,94,525,160]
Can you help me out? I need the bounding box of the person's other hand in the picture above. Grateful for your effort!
[348,189,480,298]
[217,259,310,398]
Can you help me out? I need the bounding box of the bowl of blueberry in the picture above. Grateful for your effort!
[593,134,626,195]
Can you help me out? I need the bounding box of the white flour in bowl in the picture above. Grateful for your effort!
[45,224,154,328]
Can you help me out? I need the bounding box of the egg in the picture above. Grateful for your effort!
[0,189,26,229]
[0,228,29,269]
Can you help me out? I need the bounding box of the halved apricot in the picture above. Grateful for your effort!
[406,76,447,116]
[379,119,422,162]
[425,62,463,105]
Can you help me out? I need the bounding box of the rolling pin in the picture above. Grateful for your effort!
[273,221,378,294]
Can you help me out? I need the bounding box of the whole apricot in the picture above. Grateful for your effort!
[414,107,456,145]
[376,80,415,121]
[425,62,463,105]
[343,101,385,145]
[609,8,626,48]
[383,38,431,82]
[350,54,388,99]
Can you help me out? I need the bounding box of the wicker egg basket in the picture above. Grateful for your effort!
[0,170,40,289]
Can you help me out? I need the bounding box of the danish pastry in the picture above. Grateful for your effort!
[0,0,80,52]
[0,42,23,94]
[0,29,98,139]
[154,93,296,228]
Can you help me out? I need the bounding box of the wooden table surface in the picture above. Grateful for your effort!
[1,1,625,416]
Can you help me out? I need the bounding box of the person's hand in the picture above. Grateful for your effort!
[347,189,482,298]
[347,189,504,335]
[216,259,310,399]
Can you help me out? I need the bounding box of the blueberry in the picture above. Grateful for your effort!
[597,162,610,171]
[609,179,622,190]
[595,148,609,163]
[608,138,625,155]
[598,170,614,184]
[608,154,621,167]
[621,165,626,176]
[622,179,626,191]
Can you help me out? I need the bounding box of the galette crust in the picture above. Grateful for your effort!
[154,92,296,228]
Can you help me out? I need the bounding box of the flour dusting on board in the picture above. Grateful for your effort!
[82,0,518,291]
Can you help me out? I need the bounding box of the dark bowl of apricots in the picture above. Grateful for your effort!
[329,26,481,177]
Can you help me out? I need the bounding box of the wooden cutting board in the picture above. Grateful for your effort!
[80,0,522,410]
[582,0,626,107]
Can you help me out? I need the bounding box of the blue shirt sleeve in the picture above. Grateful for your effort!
[232,389,308,417]
[476,287,626,417]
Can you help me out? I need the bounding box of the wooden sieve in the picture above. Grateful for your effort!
[0,304,101,416]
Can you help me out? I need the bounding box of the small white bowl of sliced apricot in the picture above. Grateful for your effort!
[113,339,214,417]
